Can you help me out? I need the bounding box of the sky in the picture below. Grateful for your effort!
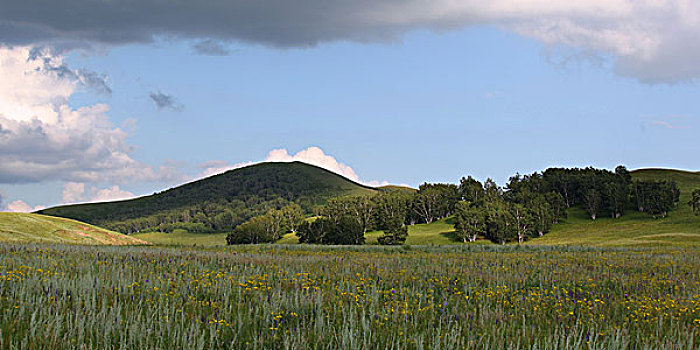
[1,0,699,212]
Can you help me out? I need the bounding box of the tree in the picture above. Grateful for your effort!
[297,218,325,244]
[689,189,700,215]
[375,191,410,245]
[483,199,516,244]
[349,196,376,234]
[583,189,601,220]
[526,195,554,237]
[459,176,484,204]
[374,191,410,228]
[632,180,680,218]
[544,191,567,224]
[603,181,628,218]
[453,201,486,242]
[280,203,304,233]
[411,183,459,224]
[483,178,502,202]
[297,215,365,245]
[511,203,533,244]
[377,225,408,245]
[227,214,278,244]
[226,203,305,244]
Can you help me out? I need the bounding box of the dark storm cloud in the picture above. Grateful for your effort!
[0,1,698,82]
[0,0,417,48]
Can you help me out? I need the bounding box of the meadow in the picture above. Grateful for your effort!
[1,243,699,349]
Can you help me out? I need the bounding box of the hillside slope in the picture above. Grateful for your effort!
[0,213,149,245]
[39,162,377,231]
[528,168,700,247]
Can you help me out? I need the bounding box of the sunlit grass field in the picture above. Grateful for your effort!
[1,243,699,349]
[0,212,148,246]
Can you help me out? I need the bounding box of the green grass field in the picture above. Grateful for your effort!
[2,243,699,349]
[0,212,149,245]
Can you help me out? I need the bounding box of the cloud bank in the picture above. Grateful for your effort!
[61,182,135,204]
[0,46,184,185]
[0,1,698,82]
[3,200,45,213]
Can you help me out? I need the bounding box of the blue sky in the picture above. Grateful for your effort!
[0,1,698,211]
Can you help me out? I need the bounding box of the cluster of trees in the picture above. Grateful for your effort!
[226,184,463,245]
[453,166,681,244]
[539,167,679,219]
[298,192,414,245]
[453,177,567,244]
[225,203,304,244]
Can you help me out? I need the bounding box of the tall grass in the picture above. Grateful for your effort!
[1,244,698,349]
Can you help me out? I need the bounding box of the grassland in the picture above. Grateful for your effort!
[1,243,699,349]
[0,212,148,245]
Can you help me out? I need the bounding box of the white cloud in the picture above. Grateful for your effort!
[4,200,45,213]
[88,185,135,202]
[62,182,86,203]
[61,182,135,204]
[0,46,184,185]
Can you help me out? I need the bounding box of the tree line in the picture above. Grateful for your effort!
[226,165,682,246]
[453,166,680,244]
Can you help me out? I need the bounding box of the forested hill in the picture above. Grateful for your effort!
[38,162,377,233]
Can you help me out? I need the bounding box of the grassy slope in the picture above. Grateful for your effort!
[0,213,149,245]
[527,168,700,247]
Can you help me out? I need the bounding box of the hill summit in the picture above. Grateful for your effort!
[39,161,377,233]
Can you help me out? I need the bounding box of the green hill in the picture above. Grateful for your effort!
[0,212,149,245]
[527,168,700,247]
[39,162,377,233]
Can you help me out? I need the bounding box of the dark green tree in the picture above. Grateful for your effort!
[583,189,602,220]
[459,176,484,204]
[453,201,486,243]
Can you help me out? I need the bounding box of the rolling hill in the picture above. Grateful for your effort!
[39,162,377,233]
[0,212,149,245]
